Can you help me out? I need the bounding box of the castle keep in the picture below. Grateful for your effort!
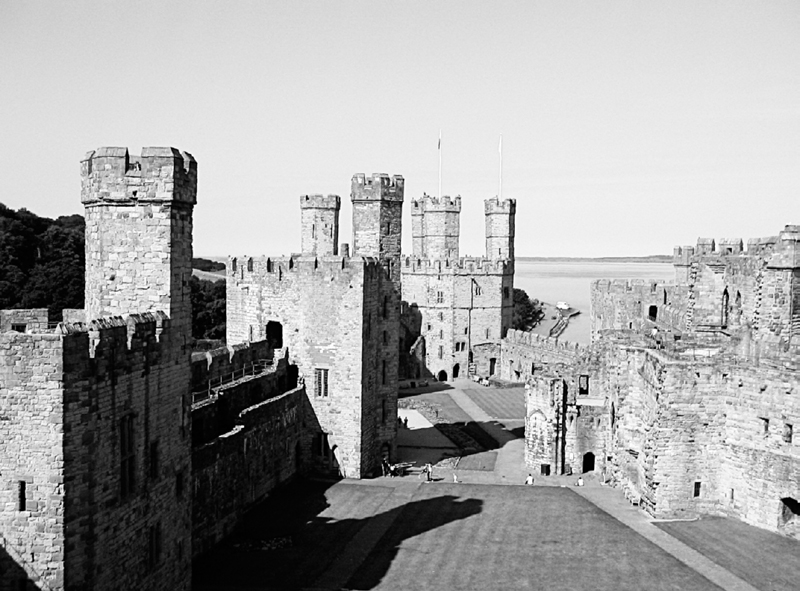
[512,228,800,538]
[400,195,516,381]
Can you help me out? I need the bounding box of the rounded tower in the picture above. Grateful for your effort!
[300,193,341,256]
[484,197,516,262]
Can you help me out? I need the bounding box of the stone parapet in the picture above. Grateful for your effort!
[350,173,404,202]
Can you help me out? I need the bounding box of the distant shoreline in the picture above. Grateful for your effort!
[197,254,673,264]
[517,255,672,264]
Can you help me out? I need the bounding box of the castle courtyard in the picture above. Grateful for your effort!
[194,382,799,591]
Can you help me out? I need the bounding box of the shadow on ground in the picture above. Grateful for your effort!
[193,478,482,590]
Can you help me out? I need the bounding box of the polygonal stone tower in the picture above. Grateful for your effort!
[350,173,404,291]
[300,193,340,256]
[485,197,516,262]
[81,147,197,339]
[413,195,461,259]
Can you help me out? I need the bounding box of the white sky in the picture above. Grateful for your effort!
[1,1,798,257]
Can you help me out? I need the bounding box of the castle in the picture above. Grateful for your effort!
[0,149,516,590]
[507,230,800,538]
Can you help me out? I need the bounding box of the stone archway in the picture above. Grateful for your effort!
[583,451,596,473]
[437,369,448,382]
[453,363,460,379]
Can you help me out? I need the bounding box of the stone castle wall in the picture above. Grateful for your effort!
[0,331,67,590]
[226,256,398,477]
[191,348,304,557]
[0,314,193,591]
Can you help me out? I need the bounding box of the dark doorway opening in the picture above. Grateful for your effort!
[437,370,448,382]
[266,321,283,349]
[489,358,496,376]
[540,464,551,476]
[583,452,595,473]
[648,305,658,321]
[780,497,800,527]
[453,363,460,378]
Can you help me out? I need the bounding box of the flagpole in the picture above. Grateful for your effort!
[438,129,442,198]
[498,134,503,199]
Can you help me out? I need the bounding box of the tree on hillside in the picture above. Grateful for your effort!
[189,276,226,340]
[513,288,544,331]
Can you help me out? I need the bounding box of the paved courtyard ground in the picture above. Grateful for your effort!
[194,479,724,591]
[194,380,800,591]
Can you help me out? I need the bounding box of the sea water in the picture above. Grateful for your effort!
[514,260,675,344]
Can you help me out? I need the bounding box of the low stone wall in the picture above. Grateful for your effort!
[192,386,306,557]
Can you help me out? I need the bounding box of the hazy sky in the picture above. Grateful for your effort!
[1,1,798,257]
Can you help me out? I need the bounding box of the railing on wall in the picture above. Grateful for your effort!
[192,359,273,405]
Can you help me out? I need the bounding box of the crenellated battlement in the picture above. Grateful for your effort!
[350,173,404,202]
[401,255,512,275]
[81,146,197,206]
[504,328,589,354]
[229,254,385,282]
[670,226,800,268]
[411,194,462,212]
[484,196,516,214]
[592,278,672,294]
[299,194,341,209]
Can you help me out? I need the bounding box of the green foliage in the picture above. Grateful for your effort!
[0,203,85,319]
[513,288,544,331]
[189,276,226,340]
[192,257,226,272]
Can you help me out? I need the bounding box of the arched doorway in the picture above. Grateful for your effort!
[453,363,460,378]
[583,452,596,473]
[437,369,448,382]
[648,305,658,321]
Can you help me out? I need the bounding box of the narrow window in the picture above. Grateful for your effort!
[730,488,735,505]
[11,324,25,333]
[382,295,388,319]
[503,287,510,299]
[531,363,535,374]
[18,481,26,511]
[436,291,444,304]
[464,327,468,335]
[120,415,135,498]
[439,329,443,339]
[485,328,490,339]
[381,360,386,385]
[232,258,237,273]
[474,284,482,296]
[149,441,159,481]
[438,345,443,359]
[382,330,388,345]
[693,482,701,498]
[315,368,329,397]
[579,375,589,396]
[176,470,185,499]
[438,312,443,321]
[247,258,253,272]
[312,223,316,239]
[148,523,162,571]
[761,417,769,435]
[784,423,793,444]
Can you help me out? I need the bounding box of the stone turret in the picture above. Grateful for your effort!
[81,147,196,339]
[351,173,404,291]
[411,194,461,259]
[300,193,340,256]
[484,197,516,262]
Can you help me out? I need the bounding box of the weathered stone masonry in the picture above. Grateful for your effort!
[517,227,800,538]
